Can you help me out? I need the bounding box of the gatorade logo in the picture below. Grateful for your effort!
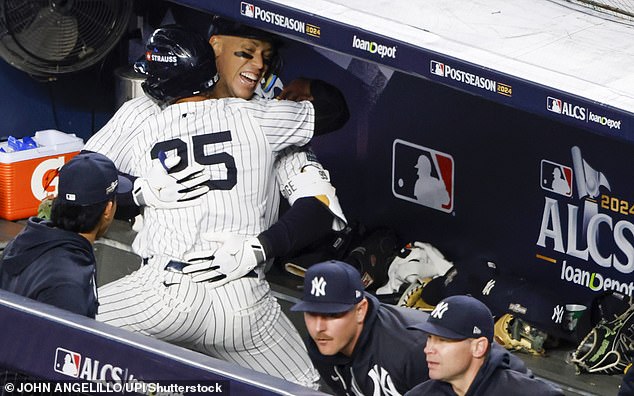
[31,156,65,200]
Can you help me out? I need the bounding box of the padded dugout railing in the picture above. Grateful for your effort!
[0,289,325,396]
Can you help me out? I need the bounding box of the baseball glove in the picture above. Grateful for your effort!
[570,298,634,375]
[494,313,548,356]
[375,241,453,295]
[396,277,436,312]
[344,227,398,290]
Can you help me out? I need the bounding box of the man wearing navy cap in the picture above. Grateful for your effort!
[291,259,431,395]
[406,295,563,396]
[0,152,132,318]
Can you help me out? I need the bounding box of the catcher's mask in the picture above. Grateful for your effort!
[208,16,282,93]
[136,25,218,108]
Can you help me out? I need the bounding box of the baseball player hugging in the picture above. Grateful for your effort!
[83,23,349,389]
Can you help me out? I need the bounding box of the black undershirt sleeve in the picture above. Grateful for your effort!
[257,197,334,259]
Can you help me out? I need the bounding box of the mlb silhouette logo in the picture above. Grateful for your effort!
[430,61,445,77]
[241,2,255,18]
[54,347,81,378]
[547,97,563,114]
[540,159,573,197]
[392,139,454,213]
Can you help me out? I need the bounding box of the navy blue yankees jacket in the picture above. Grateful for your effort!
[405,339,563,396]
[307,293,430,395]
[0,217,98,318]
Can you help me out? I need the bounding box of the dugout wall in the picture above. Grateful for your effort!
[160,0,634,314]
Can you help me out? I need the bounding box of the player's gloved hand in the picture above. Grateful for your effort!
[182,233,267,286]
[133,155,210,208]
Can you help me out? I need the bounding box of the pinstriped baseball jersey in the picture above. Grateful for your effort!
[88,93,322,388]
[96,255,318,387]
[263,145,323,234]
[86,95,314,259]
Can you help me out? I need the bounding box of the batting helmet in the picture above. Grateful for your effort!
[136,25,217,107]
[208,16,282,92]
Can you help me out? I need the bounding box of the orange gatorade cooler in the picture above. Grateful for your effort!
[0,130,84,220]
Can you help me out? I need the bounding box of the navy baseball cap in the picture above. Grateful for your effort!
[410,295,494,342]
[291,260,365,314]
[57,152,132,205]
[208,16,282,47]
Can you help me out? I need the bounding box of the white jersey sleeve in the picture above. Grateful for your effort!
[241,97,314,152]
[84,95,160,171]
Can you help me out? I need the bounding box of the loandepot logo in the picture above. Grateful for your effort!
[536,146,634,295]
[352,35,397,59]
[588,111,621,130]
[240,2,307,34]
[561,260,634,295]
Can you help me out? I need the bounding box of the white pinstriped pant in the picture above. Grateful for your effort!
[96,257,319,389]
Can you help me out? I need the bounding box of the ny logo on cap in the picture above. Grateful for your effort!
[311,276,327,297]
[552,304,564,324]
[482,279,496,296]
[431,301,449,319]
